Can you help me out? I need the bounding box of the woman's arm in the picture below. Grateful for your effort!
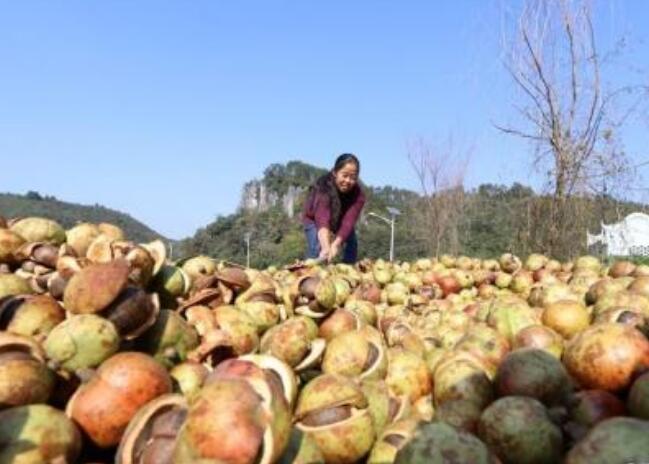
[329,189,365,260]
[313,191,333,259]
[317,227,332,259]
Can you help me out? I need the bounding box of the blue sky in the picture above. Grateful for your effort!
[1,1,648,239]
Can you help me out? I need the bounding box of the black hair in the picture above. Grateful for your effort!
[311,153,360,231]
[333,153,360,173]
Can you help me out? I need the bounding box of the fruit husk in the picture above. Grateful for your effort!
[394,421,496,464]
[494,348,572,406]
[63,259,130,314]
[478,396,563,464]
[0,404,82,464]
[565,417,649,464]
[627,371,649,420]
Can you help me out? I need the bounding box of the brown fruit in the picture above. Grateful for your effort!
[542,300,590,339]
[67,352,172,448]
[563,323,649,391]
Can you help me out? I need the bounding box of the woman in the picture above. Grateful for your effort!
[303,154,366,263]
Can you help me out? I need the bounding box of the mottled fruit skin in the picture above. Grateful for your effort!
[277,427,325,464]
[564,389,626,442]
[394,422,496,464]
[4,295,65,340]
[138,309,199,368]
[433,399,483,434]
[45,314,120,372]
[367,419,419,464]
[260,316,318,367]
[9,217,66,244]
[563,323,649,391]
[115,393,187,464]
[565,417,649,464]
[433,356,494,409]
[0,404,81,464]
[0,274,33,300]
[494,348,571,405]
[478,396,563,464]
[386,347,432,403]
[295,374,375,464]
[63,259,130,314]
[322,330,385,379]
[174,377,290,464]
[627,371,649,419]
[512,324,564,358]
[68,352,172,448]
[0,228,25,264]
[542,300,590,339]
[568,390,626,428]
[0,351,55,408]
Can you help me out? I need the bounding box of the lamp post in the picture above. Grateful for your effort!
[244,232,252,268]
[368,207,401,261]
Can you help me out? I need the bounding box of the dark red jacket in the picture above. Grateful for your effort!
[303,183,366,242]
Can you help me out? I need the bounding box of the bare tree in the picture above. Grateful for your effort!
[408,137,470,257]
[498,0,647,258]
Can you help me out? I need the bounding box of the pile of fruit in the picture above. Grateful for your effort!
[1,215,649,463]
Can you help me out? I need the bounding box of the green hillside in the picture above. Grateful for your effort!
[0,191,166,243]
[180,161,648,267]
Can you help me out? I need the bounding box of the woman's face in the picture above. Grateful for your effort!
[333,162,359,193]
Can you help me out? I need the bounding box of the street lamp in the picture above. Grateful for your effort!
[244,232,252,268]
[368,207,401,261]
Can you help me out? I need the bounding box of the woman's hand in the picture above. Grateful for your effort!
[318,246,330,261]
[327,238,342,262]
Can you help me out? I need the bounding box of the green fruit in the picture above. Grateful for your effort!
[0,404,81,464]
[565,417,649,464]
[0,274,33,300]
[395,422,495,464]
[478,396,563,464]
[138,309,199,368]
[628,371,649,419]
[45,314,120,372]
[494,348,572,406]
[10,217,66,244]
[433,399,483,434]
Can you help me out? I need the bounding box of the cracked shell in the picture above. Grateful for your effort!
[368,418,419,464]
[260,316,324,370]
[44,314,121,372]
[63,259,130,314]
[0,294,65,341]
[173,376,291,464]
[295,374,376,464]
[322,327,387,380]
[0,404,81,464]
[116,394,188,464]
[0,273,34,300]
[9,217,66,245]
[0,228,26,265]
[137,309,199,368]
[0,333,55,408]
[386,347,432,403]
[151,264,191,308]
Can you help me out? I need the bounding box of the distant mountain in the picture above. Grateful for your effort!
[180,161,649,266]
[180,161,429,267]
[4,163,645,267]
[0,191,166,243]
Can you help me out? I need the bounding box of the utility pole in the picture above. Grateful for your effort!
[244,232,252,268]
[368,207,401,262]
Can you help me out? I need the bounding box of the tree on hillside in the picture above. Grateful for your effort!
[498,0,647,258]
[408,137,471,257]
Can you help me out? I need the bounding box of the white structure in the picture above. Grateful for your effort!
[587,212,649,257]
